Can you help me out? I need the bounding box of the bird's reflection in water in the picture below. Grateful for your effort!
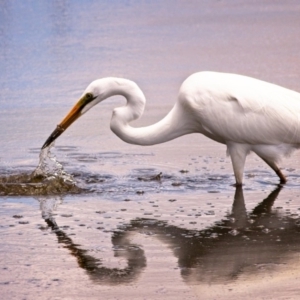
[42,186,300,285]
[43,210,146,284]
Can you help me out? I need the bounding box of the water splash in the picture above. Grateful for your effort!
[0,144,81,196]
[33,143,74,184]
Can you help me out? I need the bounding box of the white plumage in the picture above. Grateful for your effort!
[42,71,300,185]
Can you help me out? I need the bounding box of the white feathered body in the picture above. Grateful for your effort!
[46,71,300,184]
[177,72,300,162]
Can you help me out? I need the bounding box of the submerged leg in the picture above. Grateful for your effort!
[227,143,250,186]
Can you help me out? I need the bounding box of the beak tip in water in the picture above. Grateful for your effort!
[41,142,49,150]
[41,137,54,150]
[41,125,65,150]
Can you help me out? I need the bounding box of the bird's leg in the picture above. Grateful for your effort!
[227,143,250,186]
[252,147,288,184]
[276,169,287,184]
[259,158,287,184]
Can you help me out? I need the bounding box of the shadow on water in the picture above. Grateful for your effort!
[41,185,300,285]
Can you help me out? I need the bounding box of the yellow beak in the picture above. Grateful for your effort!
[41,103,82,149]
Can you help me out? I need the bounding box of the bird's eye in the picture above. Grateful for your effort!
[86,93,93,100]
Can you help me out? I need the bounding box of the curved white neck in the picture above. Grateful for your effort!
[106,79,193,146]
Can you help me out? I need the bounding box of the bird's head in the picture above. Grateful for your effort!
[41,81,103,149]
[41,77,141,149]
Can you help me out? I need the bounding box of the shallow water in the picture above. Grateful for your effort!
[1,1,300,299]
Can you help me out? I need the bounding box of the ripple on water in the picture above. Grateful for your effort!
[0,144,258,197]
[0,165,232,197]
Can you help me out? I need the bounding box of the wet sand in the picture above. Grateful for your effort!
[1,1,300,299]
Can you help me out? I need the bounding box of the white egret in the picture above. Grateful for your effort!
[42,71,300,185]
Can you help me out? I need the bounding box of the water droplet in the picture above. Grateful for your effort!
[19,221,29,225]
[229,229,239,236]
[144,212,153,216]
[13,215,23,219]
[61,214,73,218]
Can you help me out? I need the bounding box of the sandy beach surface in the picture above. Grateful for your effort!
[1,1,300,299]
